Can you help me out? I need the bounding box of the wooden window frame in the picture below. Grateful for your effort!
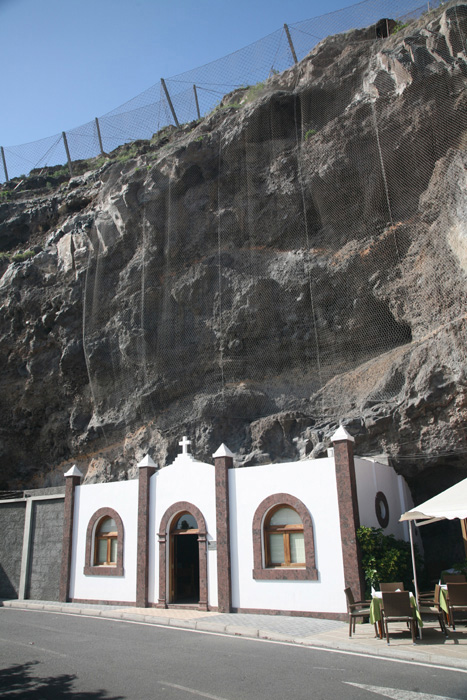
[252,493,318,581]
[84,507,124,577]
[264,506,305,568]
[94,517,118,566]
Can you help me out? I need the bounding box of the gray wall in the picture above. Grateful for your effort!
[0,501,26,599]
[27,498,64,601]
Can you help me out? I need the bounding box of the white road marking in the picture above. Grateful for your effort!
[345,682,461,699]
[0,636,67,658]
[158,681,230,700]
[3,608,467,675]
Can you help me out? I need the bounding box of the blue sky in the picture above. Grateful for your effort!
[1,0,355,148]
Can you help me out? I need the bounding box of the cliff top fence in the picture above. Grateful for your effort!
[1,0,444,184]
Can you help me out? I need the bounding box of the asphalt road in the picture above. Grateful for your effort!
[0,608,466,700]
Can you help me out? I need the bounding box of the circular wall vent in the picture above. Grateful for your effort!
[375,491,389,528]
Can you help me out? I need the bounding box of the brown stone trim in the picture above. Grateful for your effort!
[83,507,124,577]
[71,598,135,606]
[232,606,346,621]
[59,475,81,602]
[333,438,364,600]
[214,454,233,612]
[136,464,156,607]
[158,501,208,611]
[252,493,318,581]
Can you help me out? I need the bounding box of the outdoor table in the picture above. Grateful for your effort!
[369,591,423,639]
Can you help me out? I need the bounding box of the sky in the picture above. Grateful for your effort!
[0,0,355,148]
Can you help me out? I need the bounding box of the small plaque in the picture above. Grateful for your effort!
[208,541,217,550]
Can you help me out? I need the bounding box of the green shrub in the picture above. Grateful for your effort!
[49,166,69,179]
[0,252,10,263]
[12,249,35,263]
[357,526,422,596]
[391,21,409,34]
[244,81,266,103]
[305,129,317,140]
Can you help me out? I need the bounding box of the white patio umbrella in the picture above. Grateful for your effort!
[400,477,467,525]
[399,477,467,634]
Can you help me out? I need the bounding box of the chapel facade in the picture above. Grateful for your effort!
[56,427,416,618]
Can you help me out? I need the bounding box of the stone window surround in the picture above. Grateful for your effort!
[84,507,124,577]
[252,493,318,580]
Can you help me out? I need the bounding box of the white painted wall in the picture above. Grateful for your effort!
[147,457,217,607]
[69,480,139,603]
[67,447,415,612]
[355,457,414,541]
[229,456,347,614]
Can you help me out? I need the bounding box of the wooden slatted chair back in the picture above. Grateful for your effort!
[447,582,467,605]
[443,574,466,583]
[382,591,412,617]
[379,582,404,592]
[344,587,355,609]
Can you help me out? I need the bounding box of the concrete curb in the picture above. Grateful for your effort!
[2,600,466,671]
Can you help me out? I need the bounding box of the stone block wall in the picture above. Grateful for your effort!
[27,498,64,601]
[0,501,26,599]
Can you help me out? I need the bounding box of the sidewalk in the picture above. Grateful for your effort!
[2,599,467,671]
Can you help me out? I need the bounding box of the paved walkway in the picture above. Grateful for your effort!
[2,600,467,671]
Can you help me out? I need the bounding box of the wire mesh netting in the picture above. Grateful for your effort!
[1,0,446,183]
[2,0,466,445]
[76,0,467,437]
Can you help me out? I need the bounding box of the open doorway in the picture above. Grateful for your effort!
[170,512,200,604]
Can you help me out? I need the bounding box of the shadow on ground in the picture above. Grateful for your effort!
[0,661,124,699]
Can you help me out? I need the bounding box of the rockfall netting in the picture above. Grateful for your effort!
[76,0,467,437]
[1,0,446,181]
[3,0,467,445]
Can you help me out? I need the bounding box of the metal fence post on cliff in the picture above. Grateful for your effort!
[284,24,298,64]
[1,147,9,182]
[193,84,201,120]
[62,131,73,177]
[95,117,105,156]
[161,78,180,127]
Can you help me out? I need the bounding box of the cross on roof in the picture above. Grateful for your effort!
[179,436,192,455]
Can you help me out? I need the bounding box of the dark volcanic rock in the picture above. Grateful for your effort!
[0,3,466,513]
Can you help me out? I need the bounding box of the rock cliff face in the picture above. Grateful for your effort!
[1,3,466,508]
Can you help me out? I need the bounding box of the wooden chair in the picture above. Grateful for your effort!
[418,584,447,635]
[381,591,417,644]
[344,587,373,638]
[446,583,467,630]
[443,574,466,583]
[413,580,435,602]
[379,582,405,592]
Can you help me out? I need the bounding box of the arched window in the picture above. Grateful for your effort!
[264,506,305,568]
[84,507,124,577]
[95,516,118,566]
[252,493,318,580]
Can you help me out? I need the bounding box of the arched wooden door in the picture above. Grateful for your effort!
[170,512,200,603]
[158,501,208,610]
